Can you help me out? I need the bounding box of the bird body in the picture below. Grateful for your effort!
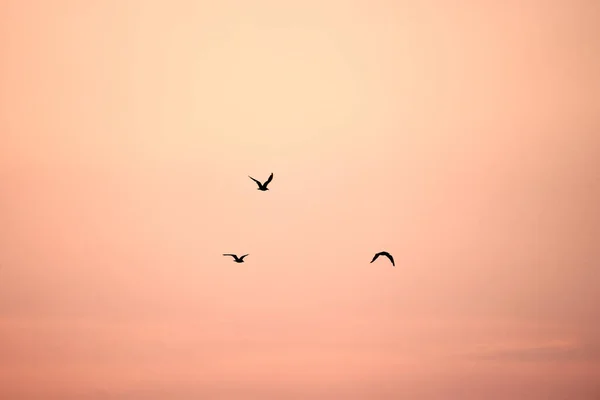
[223,254,249,263]
[249,173,274,191]
[370,251,395,267]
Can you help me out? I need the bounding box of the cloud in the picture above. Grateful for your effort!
[462,340,600,363]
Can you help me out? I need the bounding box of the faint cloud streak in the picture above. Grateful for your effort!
[462,340,600,363]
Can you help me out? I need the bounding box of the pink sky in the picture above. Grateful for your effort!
[1,0,599,398]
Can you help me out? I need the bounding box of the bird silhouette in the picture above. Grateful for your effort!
[248,173,274,191]
[223,253,249,263]
[370,251,395,267]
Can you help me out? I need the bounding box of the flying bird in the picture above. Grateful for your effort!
[248,173,274,191]
[223,253,249,263]
[370,251,395,267]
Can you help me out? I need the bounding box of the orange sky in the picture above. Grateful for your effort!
[1,0,599,398]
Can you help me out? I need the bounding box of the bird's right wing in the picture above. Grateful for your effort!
[370,253,380,263]
[385,253,395,267]
[264,172,274,186]
[240,254,249,260]
[223,254,236,258]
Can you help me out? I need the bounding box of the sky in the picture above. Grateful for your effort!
[0,0,599,398]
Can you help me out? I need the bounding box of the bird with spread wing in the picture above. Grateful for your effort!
[370,251,395,267]
[223,254,249,263]
[248,173,274,191]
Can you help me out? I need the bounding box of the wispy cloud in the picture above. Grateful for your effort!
[461,340,600,363]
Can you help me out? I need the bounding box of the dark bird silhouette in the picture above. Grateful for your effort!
[370,251,395,267]
[223,253,249,263]
[248,173,274,191]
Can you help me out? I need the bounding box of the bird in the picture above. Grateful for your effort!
[370,251,395,267]
[248,173,274,191]
[223,253,249,263]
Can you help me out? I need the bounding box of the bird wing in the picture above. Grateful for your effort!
[240,254,249,260]
[371,251,395,266]
[263,172,274,187]
[383,252,395,267]
[248,175,262,187]
[223,254,237,258]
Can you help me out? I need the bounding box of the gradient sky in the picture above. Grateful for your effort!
[1,0,599,399]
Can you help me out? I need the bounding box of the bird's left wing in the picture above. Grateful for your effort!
[248,176,262,186]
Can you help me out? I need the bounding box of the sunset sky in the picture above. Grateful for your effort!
[1,0,599,398]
